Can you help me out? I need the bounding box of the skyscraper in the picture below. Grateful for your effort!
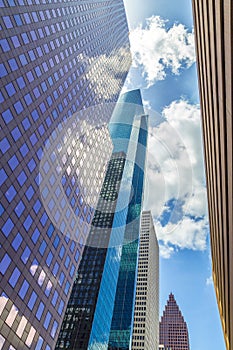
[56,89,148,349]
[191,1,233,349]
[0,1,131,349]
[131,211,159,350]
[159,293,190,350]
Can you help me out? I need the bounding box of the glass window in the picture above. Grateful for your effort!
[58,300,64,315]
[0,164,6,181]
[5,82,16,97]
[35,336,44,350]
[5,185,17,202]
[3,16,13,28]
[65,255,70,268]
[41,81,47,92]
[28,49,36,61]
[9,267,21,287]
[51,290,58,306]
[39,240,47,256]
[28,291,37,310]
[20,143,29,157]
[53,235,60,248]
[8,154,19,171]
[0,204,4,216]
[17,170,27,186]
[51,320,58,338]
[14,200,25,217]
[40,212,48,226]
[19,280,29,299]
[30,30,37,41]
[14,101,23,115]
[19,53,28,66]
[24,13,31,24]
[9,58,18,71]
[26,185,35,201]
[59,272,65,286]
[21,246,31,264]
[14,14,22,26]
[23,215,33,231]
[39,102,46,113]
[0,253,11,275]
[31,109,39,121]
[11,35,20,48]
[64,281,70,295]
[33,199,41,214]
[33,87,40,98]
[30,260,38,276]
[12,232,23,251]
[36,302,44,320]
[36,46,43,57]
[0,63,7,77]
[24,93,33,106]
[43,312,51,329]
[45,280,52,297]
[26,71,34,82]
[27,158,36,172]
[46,252,53,267]
[35,66,42,77]
[70,264,75,278]
[2,108,13,124]
[59,245,65,259]
[37,270,46,287]
[21,32,29,44]
[31,228,40,244]
[22,117,31,130]
[52,262,59,276]
[11,126,21,141]
[17,76,26,89]
[2,218,14,237]
[0,38,10,52]
[47,224,54,238]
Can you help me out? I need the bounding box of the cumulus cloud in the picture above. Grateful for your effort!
[206,275,213,286]
[126,16,195,88]
[143,100,209,258]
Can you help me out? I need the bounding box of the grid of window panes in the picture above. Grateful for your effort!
[0,0,131,349]
[55,153,126,350]
[108,117,148,349]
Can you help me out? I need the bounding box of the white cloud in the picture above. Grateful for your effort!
[206,275,213,286]
[144,100,209,256]
[126,16,195,88]
[159,244,175,259]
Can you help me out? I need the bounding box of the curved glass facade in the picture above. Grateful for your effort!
[55,90,148,350]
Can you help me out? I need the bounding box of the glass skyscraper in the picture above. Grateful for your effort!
[56,89,148,349]
[0,1,131,350]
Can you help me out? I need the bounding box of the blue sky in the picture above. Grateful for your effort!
[123,0,225,349]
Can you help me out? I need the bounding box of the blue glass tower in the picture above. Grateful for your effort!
[56,89,148,349]
[0,2,131,350]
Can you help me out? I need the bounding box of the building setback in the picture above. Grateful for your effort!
[191,1,233,349]
[0,1,131,349]
[132,211,159,350]
[56,89,148,349]
[159,293,190,350]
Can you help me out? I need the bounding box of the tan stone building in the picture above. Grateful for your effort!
[192,1,233,349]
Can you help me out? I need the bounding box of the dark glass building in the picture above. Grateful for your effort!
[0,1,131,349]
[159,293,190,350]
[56,89,148,349]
